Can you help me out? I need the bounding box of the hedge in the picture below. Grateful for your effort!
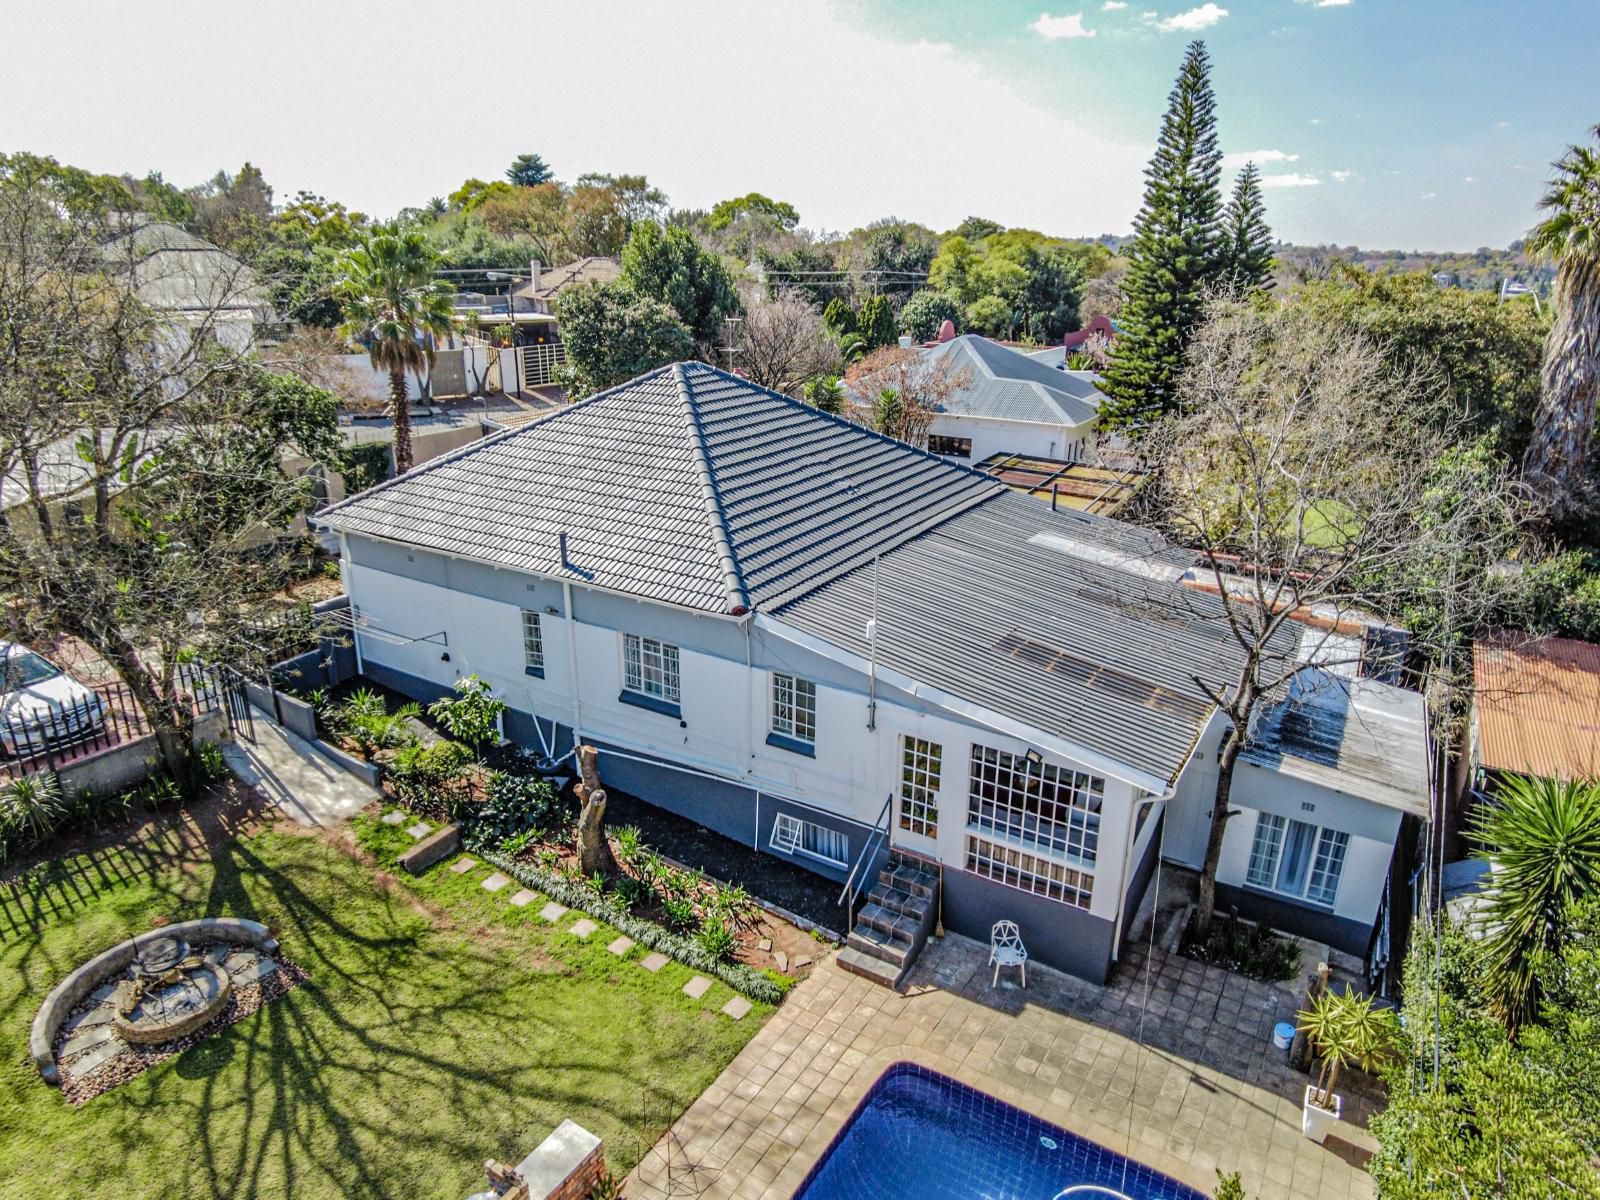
[477,848,787,1005]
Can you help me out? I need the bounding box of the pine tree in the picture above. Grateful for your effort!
[1222,162,1274,295]
[857,293,897,349]
[1098,40,1228,431]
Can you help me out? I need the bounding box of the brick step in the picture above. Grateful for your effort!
[837,945,903,988]
[864,883,928,920]
[856,901,924,941]
[880,863,936,899]
[847,925,914,967]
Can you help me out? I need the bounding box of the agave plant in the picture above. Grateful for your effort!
[1469,775,1600,1027]
[1297,986,1401,1110]
[0,771,67,844]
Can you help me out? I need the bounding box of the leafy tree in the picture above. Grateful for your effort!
[332,224,457,473]
[1502,546,1600,641]
[428,675,508,760]
[552,280,694,397]
[856,293,897,349]
[850,219,938,298]
[575,172,668,230]
[843,346,973,448]
[929,229,1086,341]
[763,241,837,307]
[1522,123,1600,514]
[952,215,1004,242]
[708,192,799,233]
[1467,775,1600,1028]
[822,297,856,336]
[620,222,740,352]
[506,153,554,188]
[1098,40,1228,430]
[897,290,961,342]
[1220,162,1274,295]
[475,181,566,262]
[186,161,274,254]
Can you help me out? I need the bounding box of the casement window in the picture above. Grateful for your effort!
[520,610,545,675]
[966,835,1093,910]
[769,812,848,868]
[928,435,973,458]
[623,634,680,704]
[899,737,942,837]
[967,745,1104,864]
[1245,812,1351,907]
[770,674,817,746]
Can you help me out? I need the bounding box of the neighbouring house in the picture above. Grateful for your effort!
[510,257,622,314]
[920,335,1102,465]
[1025,316,1123,371]
[315,362,1424,984]
[105,217,274,352]
[1469,634,1600,788]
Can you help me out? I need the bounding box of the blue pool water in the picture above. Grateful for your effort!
[792,1063,1206,1200]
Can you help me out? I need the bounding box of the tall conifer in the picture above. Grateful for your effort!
[1222,162,1275,295]
[1098,40,1227,430]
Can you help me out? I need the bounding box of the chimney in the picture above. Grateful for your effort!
[529,258,543,312]
[897,335,913,350]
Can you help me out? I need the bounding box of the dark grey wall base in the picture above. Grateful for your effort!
[1214,883,1373,958]
[941,869,1115,984]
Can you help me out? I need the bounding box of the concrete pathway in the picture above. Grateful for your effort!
[626,934,1379,1200]
[223,709,378,826]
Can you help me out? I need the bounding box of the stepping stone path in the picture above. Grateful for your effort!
[449,858,478,874]
[539,902,568,923]
[381,811,407,825]
[62,1020,116,1058]
[509,889,538,908]
[721,996,752,1021]
[482,873,511,893]
[405,822,432,840]
[607,936,634,957]
[774,950,789,973]
[683,976,713,1000]
[69,1040,124,1079]
[570,918,597,939]
[757,938,773,952]
[640,952,670,973]
[793,955,812,969]
[226,950,279,987]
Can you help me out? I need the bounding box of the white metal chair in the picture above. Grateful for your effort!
[990,920,1028,988]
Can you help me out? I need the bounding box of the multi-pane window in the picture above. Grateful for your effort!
[1246,811,1349,907]
[623,634,680,704]
[771,674,817,744]
[966,835,1093,909]
[520,610,544,673]
[928,435,973,458]
[900,737,942,837]
[967,745,1104,864]
[769,813,849,867]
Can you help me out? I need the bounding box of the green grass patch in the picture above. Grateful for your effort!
[0,820,770,1200]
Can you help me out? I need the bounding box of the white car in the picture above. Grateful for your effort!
[0,641,107,757]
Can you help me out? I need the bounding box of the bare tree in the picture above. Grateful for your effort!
[1144,299,1527,935]
[734,288,841,397]
[843,346,972,448]
[0,167,340,788]
[262,325,370,405]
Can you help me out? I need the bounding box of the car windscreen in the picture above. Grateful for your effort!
[2,650,62,689]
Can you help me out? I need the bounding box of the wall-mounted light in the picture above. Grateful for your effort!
[545,606,559,616]
[440,652,451,663]
[1024,748,1044,769]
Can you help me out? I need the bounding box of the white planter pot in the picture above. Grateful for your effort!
[1301,1085,1342,1143]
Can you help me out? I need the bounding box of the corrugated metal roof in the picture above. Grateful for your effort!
[774,494,1296,785]
[316,362,1002,614]
[925,336,1102,427]
[1473,634,1600,780]
[1241,669,1429,816]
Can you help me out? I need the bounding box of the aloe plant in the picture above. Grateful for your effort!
[1297,986,1401,1109]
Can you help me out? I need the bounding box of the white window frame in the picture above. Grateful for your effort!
[771,673,817,744]
[899,736,942,837]
[622,633,680,704]
[1245,811,1349,907]
[520,609,545,672]
[966,744,1104,865]
[768,812,849,868]
[966,834,1093,910]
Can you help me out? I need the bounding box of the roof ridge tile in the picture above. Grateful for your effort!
[673,363,752,616]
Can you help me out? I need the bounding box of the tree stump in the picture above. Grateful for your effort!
[574,745,617,878]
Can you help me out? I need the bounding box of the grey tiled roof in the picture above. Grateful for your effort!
[774,494,1297,785]
[925,335,1102,427]
[316,362,1003,614]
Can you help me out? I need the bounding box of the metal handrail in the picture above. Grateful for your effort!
[839,793,893,911]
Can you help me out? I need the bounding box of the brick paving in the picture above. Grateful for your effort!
[626,934,1380,1200]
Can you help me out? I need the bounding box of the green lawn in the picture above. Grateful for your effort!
[0,816,770,1200]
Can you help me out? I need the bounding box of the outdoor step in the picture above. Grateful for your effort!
[847,926,913,967]
[880,863,936,899]
[857,902,924,942]
[866,882,928,919]
[837,945,904,989]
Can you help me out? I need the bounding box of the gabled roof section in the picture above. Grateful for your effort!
[926,335,1102,427]
[316,362,1003,614]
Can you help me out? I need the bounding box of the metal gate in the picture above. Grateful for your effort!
[219,667,255,744]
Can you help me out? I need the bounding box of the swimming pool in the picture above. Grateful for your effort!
[792,1062,1206,1200]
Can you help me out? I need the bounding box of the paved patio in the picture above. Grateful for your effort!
[627,934,1380,1200]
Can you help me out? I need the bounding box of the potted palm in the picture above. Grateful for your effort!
[1296,985,1400,1143]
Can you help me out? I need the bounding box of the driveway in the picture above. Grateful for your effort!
[627,933,1379,1200]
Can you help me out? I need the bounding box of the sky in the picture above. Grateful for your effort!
[1,0,1596,251]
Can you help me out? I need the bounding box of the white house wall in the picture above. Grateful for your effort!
[928,414,1095,464]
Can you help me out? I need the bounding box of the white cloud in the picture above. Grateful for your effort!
[1155,3,1228,30]
[1222,148,1299,168]
[1463,176,1475,183]
[1298,0,1352,7]
[1494,120,1512,128]
[1260,173,1322,188]
[1420,192,1438,200]
[1030,11,1096,38]
[1309,117,1324,125]
[1330,169,1353,182]
[1102,0,1129,9]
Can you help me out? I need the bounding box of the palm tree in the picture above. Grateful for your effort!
[334,225,457,473]
[1523,125,1600,512]
[1469,774,1600,1027]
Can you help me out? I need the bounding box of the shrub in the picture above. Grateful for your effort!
[696,920,737,963]
[195,739,229,783]
[427,675,507,759]
[612,824,642,865]
[389,739,473,785]
[615,875,655,908]
[663,896,699,932]
[499,828,538,857]
[466,771,563,850]
[1181,909,1300,983]
[0,772,66,845]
